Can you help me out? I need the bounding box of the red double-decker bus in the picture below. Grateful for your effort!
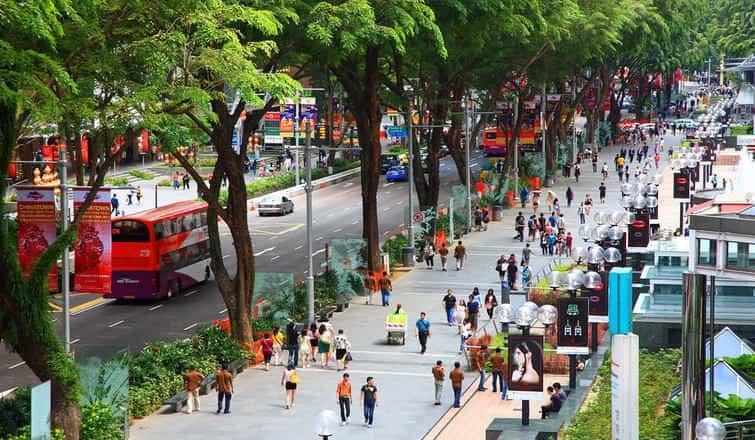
[108,201,211,300]
[483,127,508,156]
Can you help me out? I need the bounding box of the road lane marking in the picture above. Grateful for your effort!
[294,245,303,251]
[316,236,323,241]
[343,182,354,187]
[219,309,227,314]
[312,249,325,257]
[48,302,63,312]
[148,305,163,311]
[383,182,394,187]
[470,163,479,168]
[254,247,276,257]
[333,228,343,233]
[223,254,231,259]
[271,255,280,261]
[351,219,359,225]
[71,338,81,344]
[184,290,198,297]
[70,297,113,316]
[108,320,125,328]
[8,362,26,370]
[383,207,391,212]
[183,323,198,331]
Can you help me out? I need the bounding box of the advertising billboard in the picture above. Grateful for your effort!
[74,188,112,294]
[507,335,545,400]
[17,186,58,292]
[557,297,590,355]
[673,172,690,199]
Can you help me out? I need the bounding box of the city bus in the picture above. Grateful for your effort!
[108,201,211,300]
[483,127,508,156]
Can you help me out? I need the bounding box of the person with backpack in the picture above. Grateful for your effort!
[334,329,352,372]
[467,294,480,330]
[281,364,299,409]
[521,262,532,287]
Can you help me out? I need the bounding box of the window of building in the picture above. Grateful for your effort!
[726,242,755,272]
[697,239,717,266]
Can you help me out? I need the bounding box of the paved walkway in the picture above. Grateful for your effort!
[130,139,671,440]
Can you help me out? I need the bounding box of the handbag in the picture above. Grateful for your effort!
[345,353,353,362]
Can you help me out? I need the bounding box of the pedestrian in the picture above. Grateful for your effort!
[521,243,532,265]
[527,215,537,241]
[135,186,142,205]
[506,257,518,289]
[183,173,190,190]
[467,294,479,330]
[318,324,332,368]
[442,289,457,326]
[476,344,490,391]
[454,300,466,335]
[438,242,449,271]
[540,233,549,256]
[723,178,727,190]
[337,373,352,425]
[521,262,531,287]
[378,271,392,306]
[712,173,718,189]
[214,364,233,414]
[360,377,379,427]
[547,231,557,256]
[415,312,431,354]
[281,364,299,409]
[450,361,464,408]
[519,186,529,209]
[173,172,180,190]
[599,182,607,204]
[602,162,609,180]
[574,164,581,183]
[298,329,311,368]
[592,154,598,173]
[474,207,483,231]
[334,329,352,371]
[309,323,319,363]
[565,232,573,257]
[127,190,133,205]
[364,271,377,305]
[484,289,498,319]
[553,382,567,404]
[515,211,525,242]
[540,386,562,419]
[423,241,435,269]
[286,320,299,367]
[557,214,566,234]
[454,240,466,270]
[578,203,586,224]
[183,365,205,414]
[565,187,574,207]
[271,326,284,366]
[489,347,507,398]
[532,191,540,213]
[110,193,119,215]
[432,360,445,405]
[261,333,274,371]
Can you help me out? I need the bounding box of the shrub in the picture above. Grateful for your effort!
[104,176,129,186]
[127,170,155,180]
[156,178,172,187]
[0,387,30,438]
[6,426,64,440]
[80,401,123,440]
[381,235,410,267]
[731,121,753,136]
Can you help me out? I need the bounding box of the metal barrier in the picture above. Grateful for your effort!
[724,419,755,440]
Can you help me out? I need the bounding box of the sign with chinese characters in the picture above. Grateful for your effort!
[557,297,589,355]
[74,188,112,294]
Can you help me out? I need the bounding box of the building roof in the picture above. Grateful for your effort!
[705,326,755,360]
[689,203,755,234]
[119,200,207,223]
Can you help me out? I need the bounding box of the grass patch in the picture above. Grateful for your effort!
[562,349,681,440]
[156,178,172,187]
[104,176,129,187]
[128,170,155,180]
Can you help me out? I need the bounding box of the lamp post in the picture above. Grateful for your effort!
[305,121,315,324]
[695,417,725,440]
[315,409,339,439]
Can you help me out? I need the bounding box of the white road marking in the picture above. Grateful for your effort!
[183,323,198,331]
[8,362,26,370]
[294,245,303,251]
[219,309,228,314]
[108,320,125,328]
[343,182,354,187]
[383,207,391,212]
[396,200,404,205]
[470,163,479,169]
[351,219,359,225]
[312,249,325,257]
[271,255,280,261]
[222,254,231,259]
[148,304,164,311]
[254,247,276,257]
[333,228,343,233]
[383,182,394,187]
[316,236,323,241]
[184,290,198,297]
[71,338,81,344]
[349,350,456,358]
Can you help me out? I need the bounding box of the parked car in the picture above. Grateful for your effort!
[257,195,294,216]
[386,165,408,182]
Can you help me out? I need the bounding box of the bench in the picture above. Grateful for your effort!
[164,359,247,413]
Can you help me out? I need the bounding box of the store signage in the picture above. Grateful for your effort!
[557,297,589,355]
[673,172,690,199]
[17,186,58,292]
[627,211,650,248]
[588,271,609,323]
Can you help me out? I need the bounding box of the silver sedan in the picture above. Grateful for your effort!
[257,195,294,216]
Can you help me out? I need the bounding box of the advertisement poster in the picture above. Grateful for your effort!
[74,188,112,294]
[627,211,650,248]
[588,271,609,323]
[673,172,690,199]
[17,186,58,292]
[557,297,590,355]
[507,335,544,400]
[263,111,282,145]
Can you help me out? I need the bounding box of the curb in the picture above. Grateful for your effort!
[247,167,360,211]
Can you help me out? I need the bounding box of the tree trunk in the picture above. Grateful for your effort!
[447,81,467,185]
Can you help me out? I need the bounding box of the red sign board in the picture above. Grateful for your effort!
[17,186,58,292]
[74,188,113,294]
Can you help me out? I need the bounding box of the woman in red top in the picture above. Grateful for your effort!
[261,333,274,371]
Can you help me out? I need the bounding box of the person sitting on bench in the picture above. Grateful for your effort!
[541,386,562,419]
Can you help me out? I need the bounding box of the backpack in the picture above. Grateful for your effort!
[290,371,300,384]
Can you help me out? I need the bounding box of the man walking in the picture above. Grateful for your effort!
[337,373,352,426]
[599,182,607,204]
[183,365,205,414]
[360,377,379,428]
[438,242,449,271]
[286,319,299,367]
[515,212,525,242]
[364,271,377,305]
[454,241,466,270]
[519,186,529,208]
[110,193,119,215]
[214,364,234,414]
[490,348,507,399]
[334,329,352,372]
[476,344,489,391]
[378,272,392,307]
[521,243,532,265]
[432,360,445,405]
[442,290,457,326]
[450,362,464,408]
[415,312,431,354]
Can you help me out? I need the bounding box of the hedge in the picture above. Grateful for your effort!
[127,170,155,180]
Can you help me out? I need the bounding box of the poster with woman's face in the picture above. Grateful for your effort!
[508,335,544,396]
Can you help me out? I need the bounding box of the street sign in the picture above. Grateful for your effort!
[412,211,424,223]
[387,126,407,138]
[556,297,589,355]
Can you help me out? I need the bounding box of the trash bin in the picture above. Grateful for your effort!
[401,247,416,267]
[491,205,504,221]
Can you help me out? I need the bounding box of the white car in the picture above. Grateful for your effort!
[257,195,294,216]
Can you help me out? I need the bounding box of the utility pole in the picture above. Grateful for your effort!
[513,94,519,200]
[60,150,71,354]
[407,104,416,256]
[305,120,314,324]
[541,84,547,180]
[295,91,301,186]
[464,95,472,232]
[707,58,712,92]
[572,82,577,164]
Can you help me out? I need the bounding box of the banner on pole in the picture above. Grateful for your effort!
[557,297,590,355]
[507,335,544,400]
[17,186,58,292]
[74,188,112,294]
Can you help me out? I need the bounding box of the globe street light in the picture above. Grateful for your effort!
[695,417,725,440]
[315,409,339,439]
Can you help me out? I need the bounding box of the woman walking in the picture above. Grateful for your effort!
[318,324,333,368]
[484,289,498,320]
[334,329,352,372]
[261,333,274,371]
[298,329,312,368]
[271,326,284,366]
[281,364,299,409]
[423,241,435,269]
[309,323,319,363]
[454,299,466,335]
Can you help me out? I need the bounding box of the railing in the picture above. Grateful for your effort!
[724,419,755,440]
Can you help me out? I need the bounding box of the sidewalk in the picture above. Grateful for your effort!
[129,140,669,440]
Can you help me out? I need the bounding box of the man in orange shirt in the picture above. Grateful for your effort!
[449,361,464,408]
[183,365,205,414]
[336,373,352,425]
[432,360,445,405]
[214,364,234,414]
[490,347,507,399]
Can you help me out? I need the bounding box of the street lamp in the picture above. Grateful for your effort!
[315,409,339,439]
[695,417,725,440]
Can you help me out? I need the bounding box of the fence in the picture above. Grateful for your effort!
[724,419,755,440]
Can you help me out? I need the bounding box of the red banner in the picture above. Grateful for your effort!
[17,186,58,292]
[74,188,112,294]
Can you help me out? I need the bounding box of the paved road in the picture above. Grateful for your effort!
[0,151,486,392]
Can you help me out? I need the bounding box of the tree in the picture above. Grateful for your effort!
[303,0,444,270]
[136,0,298,349]
[708,0,754,58]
